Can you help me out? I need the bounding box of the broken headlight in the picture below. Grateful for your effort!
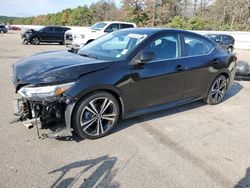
[18,82,75,99]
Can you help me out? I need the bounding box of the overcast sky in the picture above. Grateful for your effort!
[0,0,120,17]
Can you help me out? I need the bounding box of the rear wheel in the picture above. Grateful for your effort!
[204,75,227,105]
[30,36,40,45]
[72,91,120,139]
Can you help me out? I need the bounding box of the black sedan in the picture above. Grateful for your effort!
[21,26,70,45]
[13,28,237,139]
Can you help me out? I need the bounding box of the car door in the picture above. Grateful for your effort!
[130,33,187,111]
[181,33,215,99]
[53,27,63,42]
[39,27,54,42]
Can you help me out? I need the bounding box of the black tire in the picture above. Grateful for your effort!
[204,75,227,105]
[72,91,120,139]
[59,40,65,45]
[30,36,40,45]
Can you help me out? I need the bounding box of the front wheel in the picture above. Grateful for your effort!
[204,75,227,105]
[30,36,40,45]
[72,92,120,139]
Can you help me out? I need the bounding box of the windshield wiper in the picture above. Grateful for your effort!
[79,53,98,59]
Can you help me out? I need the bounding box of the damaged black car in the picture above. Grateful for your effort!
[13,28,237,139]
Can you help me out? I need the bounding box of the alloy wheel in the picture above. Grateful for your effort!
[211,76,227,103]
[80,97,117,136]
[31,37,39,45]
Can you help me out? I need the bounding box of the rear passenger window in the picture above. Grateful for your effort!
[54,27,63,33]
[184,35,214,56]
[120,24,134,29]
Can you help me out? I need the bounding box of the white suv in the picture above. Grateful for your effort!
[65,21,136,50]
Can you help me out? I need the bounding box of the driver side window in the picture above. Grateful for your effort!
[105,24,119,33]
[142,34,180,61]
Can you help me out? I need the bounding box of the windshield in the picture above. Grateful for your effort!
[90,22,108,31]
[36,26,45,32]
[78,31,148,60]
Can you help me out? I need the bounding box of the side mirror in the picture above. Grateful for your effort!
[140,51,155,64]
[215,38,220,42]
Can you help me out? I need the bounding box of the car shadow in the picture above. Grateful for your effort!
[53,81,243,142]
[112,101,205,136]
[223,81,243,101]
[235,167,250,188]
[49,155,120,188]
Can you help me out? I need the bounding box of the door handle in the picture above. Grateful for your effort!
[175,65,184,71]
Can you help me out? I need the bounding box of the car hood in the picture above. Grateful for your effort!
[65,27,103,38]
[65,27,89,35]
[13,50,112,88]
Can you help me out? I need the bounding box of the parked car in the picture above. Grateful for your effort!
[10,25,21,30]
[235,61,250,81]
[13,28,237,139]
[204,34,235,52]
[65,21,136,51]
[0,25,7,33]
[21,26,70,45]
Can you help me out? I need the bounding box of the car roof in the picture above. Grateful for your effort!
[116,28,205,37]
[45,25,70,29]
[206,33,233,37]
[102,21,136,25]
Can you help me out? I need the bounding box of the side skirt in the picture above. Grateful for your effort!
[123,96,204,119]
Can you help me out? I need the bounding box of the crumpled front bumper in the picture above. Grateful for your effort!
[13,95,76,138]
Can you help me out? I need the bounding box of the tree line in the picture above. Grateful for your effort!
[5,0,250,31]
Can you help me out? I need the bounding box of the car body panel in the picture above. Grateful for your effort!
[13,50,112,88]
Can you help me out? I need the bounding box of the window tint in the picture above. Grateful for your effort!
[120,24,134,29]
[184,35,213,56]
[43,27,53,33]
[54,27,63,32]
[222,35,232,42]
[142,34,179,61]
[105,24,119,33]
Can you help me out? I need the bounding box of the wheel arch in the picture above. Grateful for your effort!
[66,87,125,133]
[30,35,41,42]
[204,71,230,99]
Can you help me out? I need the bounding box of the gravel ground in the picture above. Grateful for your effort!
[0,31,250,188]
